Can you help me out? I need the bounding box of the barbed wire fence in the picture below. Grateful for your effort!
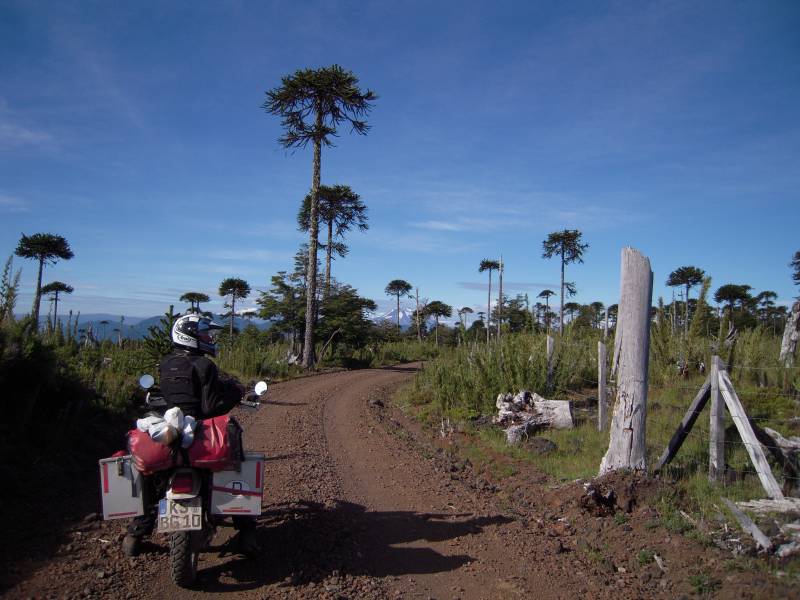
[532,332,799,498]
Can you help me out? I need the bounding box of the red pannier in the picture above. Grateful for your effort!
[187,415,243,472]
[127,429,177,475]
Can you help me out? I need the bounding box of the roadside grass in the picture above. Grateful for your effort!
[393,328,800,574]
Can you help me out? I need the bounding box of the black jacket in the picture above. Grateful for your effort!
[158,350,243,418]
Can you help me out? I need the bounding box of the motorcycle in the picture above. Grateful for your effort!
[99,375,268,587]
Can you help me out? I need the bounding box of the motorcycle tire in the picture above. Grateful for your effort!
[170,531,200,587]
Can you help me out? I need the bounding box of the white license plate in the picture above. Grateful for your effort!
[157,497,202,532]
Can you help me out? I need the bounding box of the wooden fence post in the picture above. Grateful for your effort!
[546,334,555,392]
[718,370,784,500]
[709,355,725,483]
[598,340,607,431]
[599,247,653,475]
[653,376,711,474]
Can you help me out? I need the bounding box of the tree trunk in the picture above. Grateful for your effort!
[32,256,44,328]
[600,247,653,475]
[498,257,503,341]
[559,250,565,335]
[396,293,401,332]
[415,287,421,342]
[486,270,492,344]
[229,295,235,337]
[302,113,323,370]
[684,283,690,337]
[435,315,439,346]
[779,301,800,367]
[545,296,550,333]
[325,219,333,298]
[53,291,59,333]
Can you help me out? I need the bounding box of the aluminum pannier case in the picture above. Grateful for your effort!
[210,451,264,516]
[99,454,144,520]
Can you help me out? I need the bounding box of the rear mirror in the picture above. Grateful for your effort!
[139,374,155,389]
[254,381,268,397]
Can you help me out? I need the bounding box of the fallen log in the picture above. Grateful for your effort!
[495,390,574,445]
[735,497,800,515]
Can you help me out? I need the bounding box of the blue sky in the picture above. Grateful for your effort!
[1,0,799,319]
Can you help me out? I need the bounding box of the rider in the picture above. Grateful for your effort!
[122,313,260,558]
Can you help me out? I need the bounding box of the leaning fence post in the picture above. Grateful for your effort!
[546,334,555,392]
[599,247,653,475]
[709,355,725,483]
[598,340,607,431]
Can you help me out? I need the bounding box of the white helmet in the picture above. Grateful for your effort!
[171,314,223,356]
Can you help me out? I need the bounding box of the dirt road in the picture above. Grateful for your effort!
[3,364,794,598]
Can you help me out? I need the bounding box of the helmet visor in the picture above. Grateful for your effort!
[197,319,223,342]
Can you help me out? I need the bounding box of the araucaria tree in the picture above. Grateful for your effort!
[180,292,210,313]
[385,279,412,332]
[713,284,752,323]
[41,281,73,331]
[792,250,800,292]
[542,230,588,334]
[298,184,368,297]
[218,278,251,336]
[537,289,555,332]
[666,266,705,335]
[264,65,376,369]
[479,259,500,343]
[425,301,452,346]
[14,233,74,328]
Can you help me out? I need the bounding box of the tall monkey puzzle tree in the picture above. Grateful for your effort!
[666,265,705,336]
[264,65,376,369]
[425,300,452,346]
[792,250,800,292]
[537,289,555,332]
[542,230,588,335]
[41,281,73,332]
[479,259,500,343]
[219,278,251,337]
[15,233,74,328]
[298,184,368,297]
[180,292,210,313]
[385,279,412,332]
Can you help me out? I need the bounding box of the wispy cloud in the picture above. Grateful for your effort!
[0,99,56,152]
[365,229,480,254]
[0,121,54,149]
[205,249,292,262]
[399,181,649,233]
[410,215,525,232]
[458,281,558,292]
[0,193,30,213]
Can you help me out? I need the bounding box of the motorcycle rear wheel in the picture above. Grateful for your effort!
[170,531,200,587]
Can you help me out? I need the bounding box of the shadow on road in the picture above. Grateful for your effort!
[196,499,511,591]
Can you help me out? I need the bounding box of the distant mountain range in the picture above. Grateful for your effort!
[32,312,272,341]
[24,305,458,340]
[371,307,458,329]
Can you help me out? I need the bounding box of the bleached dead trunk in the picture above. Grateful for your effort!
[780,301,800,367]
[504,398,573,444]
[495,391,573,445]
[599,248,653,475]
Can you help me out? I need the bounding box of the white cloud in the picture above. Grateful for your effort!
[0,120,54,150]
[0,193,30,212]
